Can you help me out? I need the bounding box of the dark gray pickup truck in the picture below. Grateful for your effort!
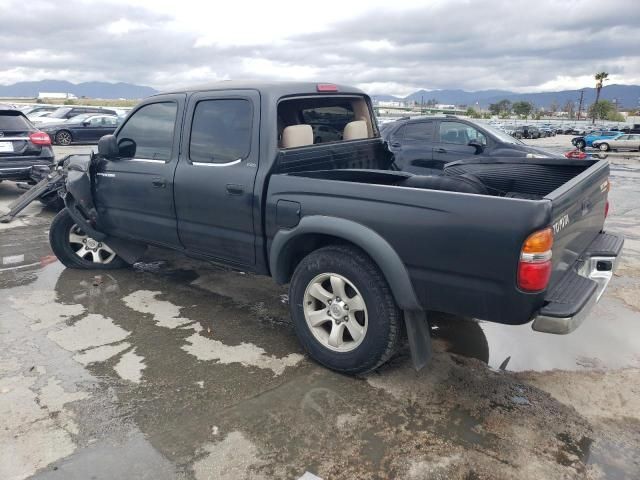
[49,81,623,374]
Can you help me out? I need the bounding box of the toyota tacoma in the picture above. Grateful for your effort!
[49,82,623,374]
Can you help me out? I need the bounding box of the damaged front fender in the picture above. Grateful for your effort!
[63,154,147,263]
[63,154,106,241]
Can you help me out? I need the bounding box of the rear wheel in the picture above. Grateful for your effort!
[289,245,401,374]
[49,209,127,269]
[55,130,72,146]
[599,143,610,151]
[576,139,586,149]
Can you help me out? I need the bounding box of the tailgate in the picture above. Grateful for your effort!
[545,159,610,288]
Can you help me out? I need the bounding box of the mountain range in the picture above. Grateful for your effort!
[0,80,158,99]
[1,80,638,109]
[373,84,640,110]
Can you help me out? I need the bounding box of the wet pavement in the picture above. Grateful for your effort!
[0,148,639,479]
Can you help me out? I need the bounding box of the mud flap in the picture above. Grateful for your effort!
[404,310,432,371]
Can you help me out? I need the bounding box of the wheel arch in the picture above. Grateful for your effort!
[270,216,422,311]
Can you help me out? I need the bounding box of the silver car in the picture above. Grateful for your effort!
[593,134,640,152]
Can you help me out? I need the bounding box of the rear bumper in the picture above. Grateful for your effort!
[0,157,54,180]
[532,232,624,334]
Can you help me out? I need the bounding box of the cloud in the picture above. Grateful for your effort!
[0,0,638,95]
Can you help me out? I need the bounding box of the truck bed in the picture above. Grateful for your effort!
[267,152,610,326]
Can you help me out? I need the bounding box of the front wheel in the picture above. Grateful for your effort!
[49,209,128,269]
[576,140,586,149]
[599,143,610,152]
[289,245,402,374]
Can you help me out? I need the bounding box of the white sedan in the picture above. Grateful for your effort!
[593,134,640,152]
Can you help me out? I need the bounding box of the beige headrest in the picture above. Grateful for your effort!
[281,124,313,148]
[343,120,368,141]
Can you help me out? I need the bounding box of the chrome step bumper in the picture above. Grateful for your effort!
[532,232,624,334]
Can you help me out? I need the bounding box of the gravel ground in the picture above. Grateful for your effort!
[0,145,638,479]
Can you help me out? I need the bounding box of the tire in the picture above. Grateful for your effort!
[599,143,610,152]
[576,140,586,149]
[54,130,72,146]
[289,245,401,374]
[49,209,128,269]
[39,192,65,211]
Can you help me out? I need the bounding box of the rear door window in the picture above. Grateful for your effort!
[402,121,435,142]
[189,99,252,164]
[117,102,178,161]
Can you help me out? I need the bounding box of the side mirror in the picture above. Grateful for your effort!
[97,135,119,159]
[468,139,484,154]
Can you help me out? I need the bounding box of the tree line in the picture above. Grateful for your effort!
[474,72,625,122]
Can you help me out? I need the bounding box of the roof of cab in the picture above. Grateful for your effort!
[155,80,367,99]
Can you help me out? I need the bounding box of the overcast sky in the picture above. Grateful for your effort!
[1,0,638,96]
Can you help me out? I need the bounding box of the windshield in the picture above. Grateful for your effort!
[476,122,523,144]
[49,107,72,119]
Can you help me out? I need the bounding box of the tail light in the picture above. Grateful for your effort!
[29,131,51,146]
[518,227,553,292]
[565,150,587,159]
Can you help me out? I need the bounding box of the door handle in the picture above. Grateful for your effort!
[152,177,166,188]
[226,184,244,195]
[390,142,402,148]
[436,148,447,153]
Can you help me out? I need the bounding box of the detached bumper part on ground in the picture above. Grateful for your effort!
[532,232,624,334]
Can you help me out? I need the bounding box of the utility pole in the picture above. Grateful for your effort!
[577,90,584,121]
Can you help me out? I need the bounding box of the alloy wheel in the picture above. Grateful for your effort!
[68,225,116,264]
[303,273,368,352]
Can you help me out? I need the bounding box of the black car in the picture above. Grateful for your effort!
[0,109,54,181]
[513,125,541,139]
[382,117,559,174]
[40,114,119,145]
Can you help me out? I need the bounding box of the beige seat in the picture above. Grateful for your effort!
[343,120,368,141]
[281,124,313,148]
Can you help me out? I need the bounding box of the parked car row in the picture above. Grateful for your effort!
[510,125,557,139]
[571,130,640,152]
[487,121,632,139]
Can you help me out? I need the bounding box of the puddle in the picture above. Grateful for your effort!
[193,431,267,480]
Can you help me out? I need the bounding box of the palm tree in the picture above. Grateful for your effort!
[592,71,609,124]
